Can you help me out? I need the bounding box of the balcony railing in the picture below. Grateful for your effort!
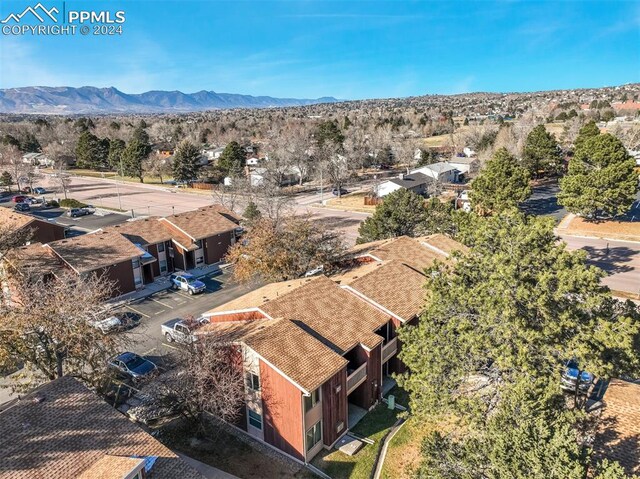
[347,363,367,394]
[382,337,398,364]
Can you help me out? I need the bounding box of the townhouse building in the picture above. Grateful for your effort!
[198,234,467,462]
[0,207,66,244]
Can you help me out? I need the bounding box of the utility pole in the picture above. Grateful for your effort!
[319,164,324,205]
[115,181,122,210]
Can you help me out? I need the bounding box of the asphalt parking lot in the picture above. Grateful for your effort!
[0,192,130,233]
[115,269,261,362]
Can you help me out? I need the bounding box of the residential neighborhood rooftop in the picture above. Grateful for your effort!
[2,242,59,277]
[107,217,172,246]
[243,318,348,393]
[0,376,203,479]
[260,276,389,353]
[47,230,143,274]
[387,172,434,188]
[337,260,427,321]
[593,379,640,476]
[0,208,37,230]
[160,205,240,241]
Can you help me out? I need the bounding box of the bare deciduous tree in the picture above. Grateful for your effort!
[148,332,245,428]
[226,215,346,283]
[0,271,126,392]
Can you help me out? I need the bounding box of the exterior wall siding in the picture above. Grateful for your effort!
[260,359,304,461]
[29,221,66,244]
[203,231,235,264]
[92,260,136,298]
[321,368,348,448]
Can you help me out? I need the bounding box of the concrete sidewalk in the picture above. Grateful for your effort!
[176,453,239,479]
[106,263,225,310]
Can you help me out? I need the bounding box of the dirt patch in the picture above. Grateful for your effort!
[325,191,377,213]
[558,214,640,242]
[157,418,315,479]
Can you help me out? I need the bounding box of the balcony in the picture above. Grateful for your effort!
[347,363,367,394]
[382,337,398,364]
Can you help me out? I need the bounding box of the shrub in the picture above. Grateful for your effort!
[59,198,87,208]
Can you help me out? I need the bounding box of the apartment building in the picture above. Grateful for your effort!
[0,207,66,244]
[198,234,467,462]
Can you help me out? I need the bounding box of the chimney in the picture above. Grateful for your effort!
[398,173,404,180]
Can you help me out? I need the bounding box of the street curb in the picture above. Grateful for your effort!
[557,231,640,245]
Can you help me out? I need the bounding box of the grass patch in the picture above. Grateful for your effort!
[558,214,640,242]
[311,387,408,479]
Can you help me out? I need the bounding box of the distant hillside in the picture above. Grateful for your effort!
[0,86,340,114]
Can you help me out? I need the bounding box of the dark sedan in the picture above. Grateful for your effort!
[108,352,157,382]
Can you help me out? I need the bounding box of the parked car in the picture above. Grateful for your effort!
[11,195,27,203]
[169,272,206,295]
[108,352,157,382]
[33,187,46,194]
[304,265,324,277]
[21,186,32,193]
[560,360,594,394]
[14,203,30,212]
[25,197,42,204]
[162,317,210,344]
[332,188,348,196]
[68,207,93,218]
[90,312,141,334]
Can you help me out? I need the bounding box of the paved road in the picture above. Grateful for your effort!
[560,235,640,295]
[521,183,567,223]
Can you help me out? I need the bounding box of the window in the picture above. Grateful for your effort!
[196,255,204,265]
[306,421,322,451]
[304,388,320,412]
[157,242,165,253]
[132,258,140,269]
[248,409,262,429]
[195,239,203,249]
[246,372,260,391]
[159,260,168,273]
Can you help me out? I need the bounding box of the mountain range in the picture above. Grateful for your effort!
[0,86,340,114]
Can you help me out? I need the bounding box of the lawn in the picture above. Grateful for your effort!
[326,191,377,213]
[159,418,315,479]
[311,387,408,479]
[558,214,640,242]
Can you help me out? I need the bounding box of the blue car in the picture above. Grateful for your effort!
[109,352,157,382]
[170,272,206,295]
[561,360,594,394]
[33,187,46,194]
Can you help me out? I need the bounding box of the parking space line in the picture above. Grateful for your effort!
[143,347,156,356]
[154,310,166,315]
[126,305,150,318]
[150,297,174,309]
[162,343,179,350]
[174,291,192,299]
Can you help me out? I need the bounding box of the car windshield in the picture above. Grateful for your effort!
[186,277,199,284]
[124,356,147,369]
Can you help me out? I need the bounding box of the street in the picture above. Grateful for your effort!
[560,235,640,295]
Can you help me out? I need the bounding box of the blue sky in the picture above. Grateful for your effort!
[0,0,638,99]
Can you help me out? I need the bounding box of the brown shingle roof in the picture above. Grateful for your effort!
[47,230,142,274]
[338,260,426,321]
[77,455,145,479]
[160,206,239,241]
[243,319,347,392]
[594,379,640,475]
[0,207,36,230]
[0,376,203,479]
[107,217,172,246]
[207,278,314,313]
[260,276,388,353]
[353,235,465,271]
[3,243,60,277]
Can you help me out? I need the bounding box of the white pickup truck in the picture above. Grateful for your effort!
[161,317,210,344]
